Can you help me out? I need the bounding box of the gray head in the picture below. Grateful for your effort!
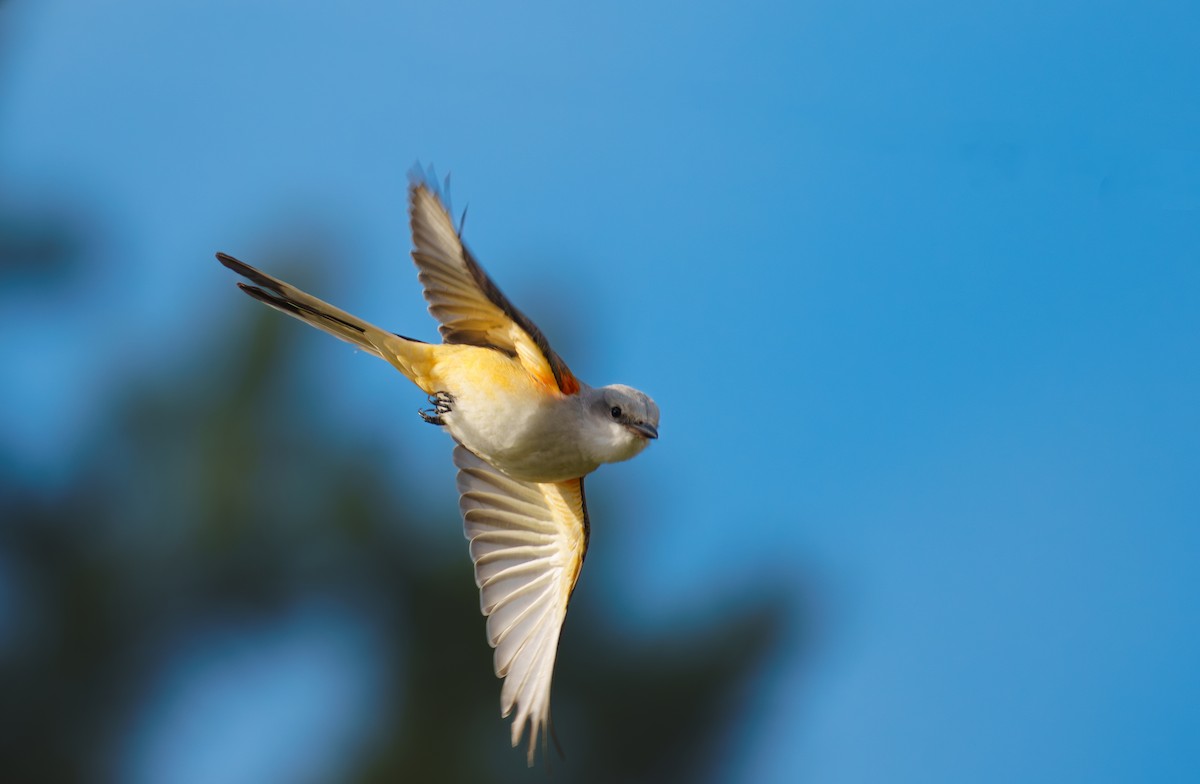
[579,384,659,466]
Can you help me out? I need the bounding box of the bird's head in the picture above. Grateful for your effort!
[580,384,659,465]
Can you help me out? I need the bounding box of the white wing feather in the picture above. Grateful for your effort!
[453,444,588,765]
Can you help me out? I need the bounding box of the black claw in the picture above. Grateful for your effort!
[419,392,454,425]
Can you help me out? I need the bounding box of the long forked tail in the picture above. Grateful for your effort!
[217,252,436,390]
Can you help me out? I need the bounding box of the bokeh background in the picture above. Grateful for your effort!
[2,1,1198,782]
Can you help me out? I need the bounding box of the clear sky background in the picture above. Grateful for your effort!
[2,1,1199,782]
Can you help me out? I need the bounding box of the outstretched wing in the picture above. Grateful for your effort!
[453,444,590,766]
[410,180,581,395]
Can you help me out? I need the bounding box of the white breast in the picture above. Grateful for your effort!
[443,390,598,483]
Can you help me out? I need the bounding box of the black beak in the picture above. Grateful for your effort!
[627,421,658,440]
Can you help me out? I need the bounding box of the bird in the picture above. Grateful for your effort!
[216,174,659,765]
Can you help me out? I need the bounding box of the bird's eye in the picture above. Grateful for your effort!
[610,406,622,419]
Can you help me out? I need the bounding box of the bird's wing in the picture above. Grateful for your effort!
[453,444,590,766]
[409,181,581,395]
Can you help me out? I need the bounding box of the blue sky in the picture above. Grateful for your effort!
[3,1,1199,781]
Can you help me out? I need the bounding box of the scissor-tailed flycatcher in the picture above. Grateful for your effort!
[217,177,658,765]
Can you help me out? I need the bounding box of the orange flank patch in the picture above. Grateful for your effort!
[555,366,581,395]
[525,356,581,396]
[427,343,581,399]
[431,345,542,398]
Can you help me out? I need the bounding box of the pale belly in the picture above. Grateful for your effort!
[430,348,599,483]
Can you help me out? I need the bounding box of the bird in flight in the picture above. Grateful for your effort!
[217,175,659,765]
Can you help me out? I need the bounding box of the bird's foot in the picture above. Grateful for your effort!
[418,391,454,425]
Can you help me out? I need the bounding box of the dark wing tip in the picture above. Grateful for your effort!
[407,162,447,200]
[407,163,463,233]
